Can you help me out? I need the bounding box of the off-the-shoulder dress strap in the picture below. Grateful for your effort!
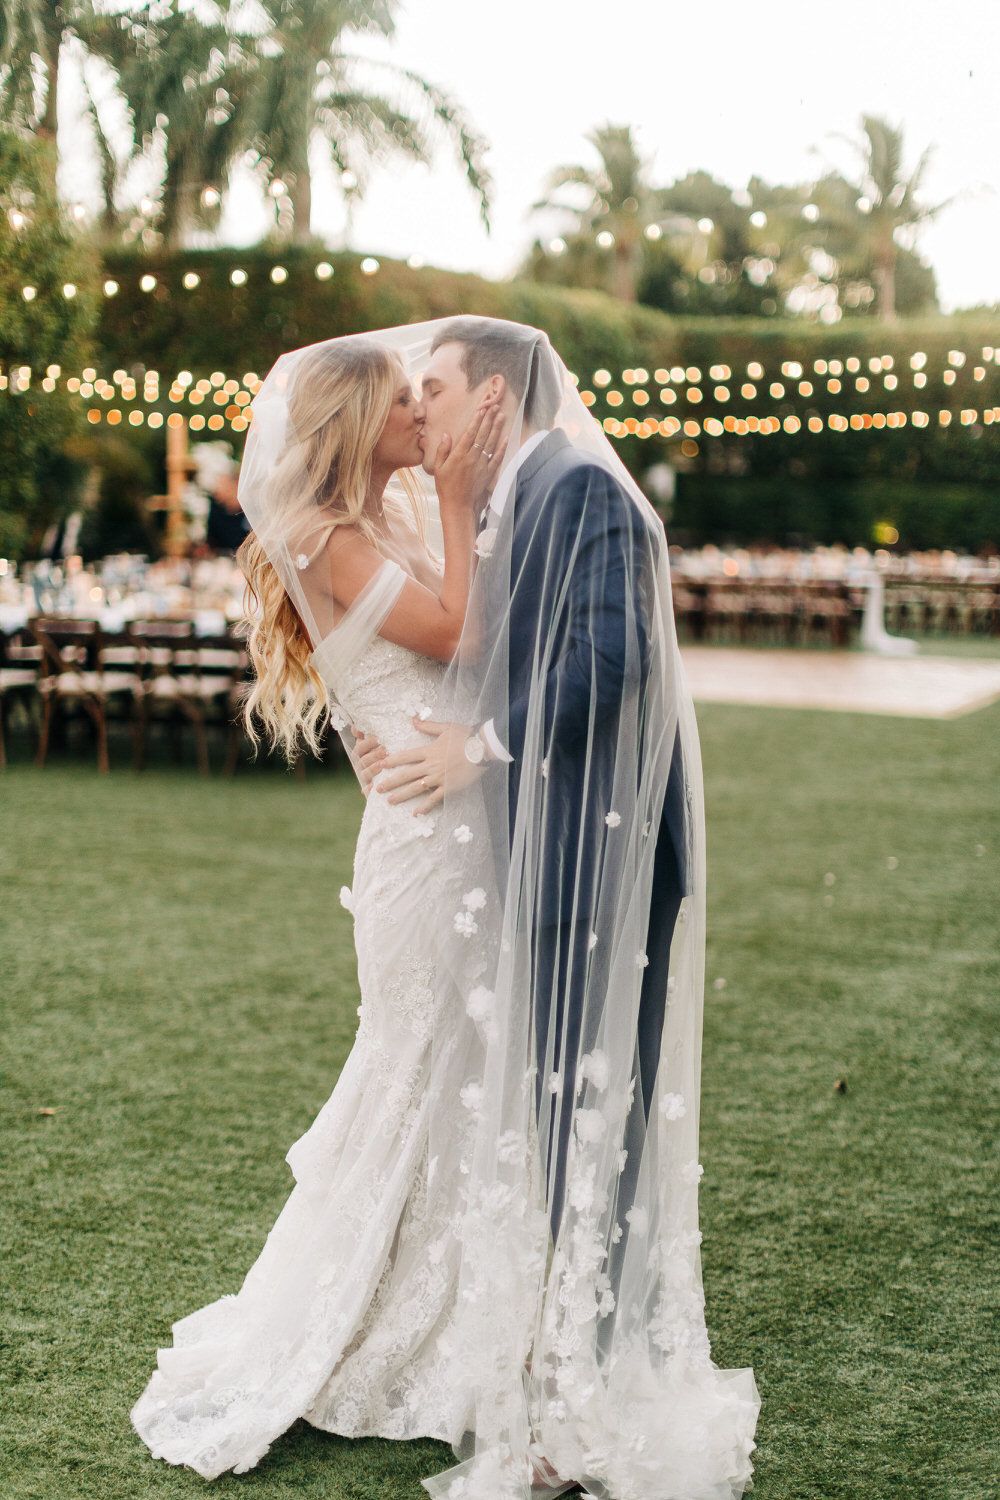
[308,556,408,685]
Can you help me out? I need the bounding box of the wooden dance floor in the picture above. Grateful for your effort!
[679,646,1000,719]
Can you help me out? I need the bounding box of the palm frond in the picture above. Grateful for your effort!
[862,113,904,200]
[316,87,432,166]
[0,0,49,128]
[542,162,602,195]
[340,54,492,230]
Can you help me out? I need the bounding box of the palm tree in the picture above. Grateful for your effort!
[532,124,658,302]
[82,0,490,249]
[247,0,491,245]
[808,114,957,322]
[0,0,234,243]
[82,4,256,248]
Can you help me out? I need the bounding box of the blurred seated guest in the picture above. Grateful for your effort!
[41,509,84,560]
[206,469,250,554]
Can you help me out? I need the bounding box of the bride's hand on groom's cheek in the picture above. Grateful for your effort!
[434,399,507,513]
[377,720,483,813]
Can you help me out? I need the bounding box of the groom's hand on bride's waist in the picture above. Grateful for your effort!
[375,719,486,814]
[350,726,387,797]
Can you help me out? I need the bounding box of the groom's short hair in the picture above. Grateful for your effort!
[430,318,562,427]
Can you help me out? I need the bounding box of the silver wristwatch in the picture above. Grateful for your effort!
[463,730,487,765]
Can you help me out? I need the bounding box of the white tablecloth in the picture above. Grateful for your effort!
[0,605,230,635]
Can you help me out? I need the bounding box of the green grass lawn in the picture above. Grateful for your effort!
[674,631,1000,661]
[908,633,1000,661]
[2,700,997,1500]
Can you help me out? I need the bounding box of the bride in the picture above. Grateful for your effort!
[130,318,761,1500]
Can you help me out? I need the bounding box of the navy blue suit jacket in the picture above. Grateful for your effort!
[480,429,691,927]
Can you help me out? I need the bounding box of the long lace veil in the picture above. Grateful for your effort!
[239,316,761,1500]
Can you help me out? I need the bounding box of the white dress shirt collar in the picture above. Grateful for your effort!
[487,428,549,519]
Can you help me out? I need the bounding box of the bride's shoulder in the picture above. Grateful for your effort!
[319,523,400,606]
[319,520,369,564]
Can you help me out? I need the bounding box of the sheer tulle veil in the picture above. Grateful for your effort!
[237,316,761,1500]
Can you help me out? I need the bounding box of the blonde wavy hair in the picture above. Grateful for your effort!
[236,338,425,766]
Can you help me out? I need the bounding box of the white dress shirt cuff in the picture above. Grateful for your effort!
[480,719,513,764]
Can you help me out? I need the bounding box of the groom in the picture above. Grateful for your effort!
[356,318,691,1239]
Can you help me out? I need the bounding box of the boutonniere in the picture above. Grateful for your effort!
[474,526,498,559]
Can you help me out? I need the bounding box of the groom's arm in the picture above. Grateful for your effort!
[499,464,650,760]
[370,465,651,810]
[478,718,514,763]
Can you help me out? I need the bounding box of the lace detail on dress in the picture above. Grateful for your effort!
[304,1134,468,1442]
[336,632,446,753]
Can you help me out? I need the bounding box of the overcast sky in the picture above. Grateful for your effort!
[68,0,1000,312]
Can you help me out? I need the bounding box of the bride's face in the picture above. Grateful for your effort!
[373,371,424,472]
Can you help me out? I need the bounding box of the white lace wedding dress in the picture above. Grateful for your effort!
[131,556,483,1478]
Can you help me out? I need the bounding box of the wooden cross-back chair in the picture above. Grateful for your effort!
[128,621,248,775]
[794,582,853,649]
[29,616,142,773]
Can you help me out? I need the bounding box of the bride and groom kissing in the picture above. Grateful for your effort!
[350,317,691,1225]
[130,314,760,1500]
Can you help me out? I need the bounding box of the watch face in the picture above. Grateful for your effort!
[465,734,485,764]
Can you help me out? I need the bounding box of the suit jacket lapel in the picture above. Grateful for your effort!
[515,427,571,498]
[506,428,571,560]
[478,428,573,639]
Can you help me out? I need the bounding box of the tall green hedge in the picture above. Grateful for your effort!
[94,244,686,382]
[94,244,998,397]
